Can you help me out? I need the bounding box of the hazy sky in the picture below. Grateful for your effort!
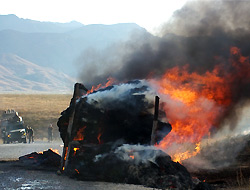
[0,0,187,33]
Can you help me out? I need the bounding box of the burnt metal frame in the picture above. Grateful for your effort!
[60,83,160,172]
[60,83,88,173]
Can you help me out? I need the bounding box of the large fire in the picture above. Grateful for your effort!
[151,46,250,162]
[76,47,250,163]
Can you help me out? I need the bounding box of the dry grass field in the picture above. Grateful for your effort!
[0,94,72,140]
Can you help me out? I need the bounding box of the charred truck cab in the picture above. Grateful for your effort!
[0,110,27,144]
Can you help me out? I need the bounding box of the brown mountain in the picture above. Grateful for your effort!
[0,54,75,93]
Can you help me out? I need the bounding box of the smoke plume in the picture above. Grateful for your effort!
[76,0,250,169]
[77,0,250,127]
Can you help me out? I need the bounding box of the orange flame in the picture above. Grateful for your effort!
[152,65,228,148]
[87,77,115,94]
[38,148,59,155]
[151,46,250,162]
[129,155,135,159]
[73,126,86,141]
[75,169,80,174]
[73,147,79,156]
[172,143,201,163]
[64,147,68,161]
[97,132,102,144]
[74,148,79,152]
[49,148,59,155]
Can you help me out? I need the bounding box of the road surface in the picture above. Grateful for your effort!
[0,141,156,190]
[0,140,64,161]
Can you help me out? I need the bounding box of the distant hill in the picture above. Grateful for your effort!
[0,14,83,33]
[0,54,75,93]
[0,14,147,76]
[0,14,149,93]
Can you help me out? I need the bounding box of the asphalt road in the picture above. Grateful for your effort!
[0,161,156,190]
[0,141,156,190]
[0,141,64,161]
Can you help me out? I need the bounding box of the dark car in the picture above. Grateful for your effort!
[5,123,27,143]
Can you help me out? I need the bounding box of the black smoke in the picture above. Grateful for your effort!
[76,0,250,130]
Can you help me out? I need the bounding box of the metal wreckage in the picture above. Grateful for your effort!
[0,110,27,144]
[56,81,206,190]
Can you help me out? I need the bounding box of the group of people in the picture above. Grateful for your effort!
[26,126,34,143]
[25,124,53,143]
[1,109,54,144]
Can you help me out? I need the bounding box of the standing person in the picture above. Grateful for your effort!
[28,127,34,143]
[48,124,53,142]
[26,126,30,142]
[1,128,6,144]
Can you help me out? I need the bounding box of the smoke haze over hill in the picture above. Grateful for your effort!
[0,14,146,92]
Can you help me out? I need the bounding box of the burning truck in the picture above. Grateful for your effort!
[54,1,250,189]
[56,46,250,189]
[57,81,200,189]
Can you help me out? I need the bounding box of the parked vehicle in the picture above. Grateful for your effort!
[0,110,27,144]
